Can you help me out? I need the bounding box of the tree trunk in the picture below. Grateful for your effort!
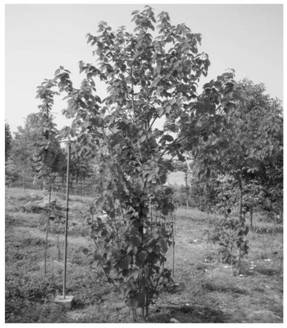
[57,233,61,261]
[44,182,52,277]
[185,172,189,208]
[238,177,243,271]
[172,215,175,278]
[207,209,211,242]
[250,207,253,231]
[144,296,149,321]
[63,141,71,298]
[239,180,243,223]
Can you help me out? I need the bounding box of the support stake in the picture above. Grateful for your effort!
[63,141,71,299]
[44,182,52,276]
[172,215,175,278]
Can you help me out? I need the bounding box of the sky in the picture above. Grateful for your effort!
[5,3,283,133]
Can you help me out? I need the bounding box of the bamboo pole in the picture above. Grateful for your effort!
[63,141,71,299]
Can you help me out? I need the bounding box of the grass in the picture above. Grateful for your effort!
[5,187,283,323]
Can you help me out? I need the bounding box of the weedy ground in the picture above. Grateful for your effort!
[5,187,283,323]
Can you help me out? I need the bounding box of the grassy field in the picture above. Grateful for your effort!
[5,187,283,323]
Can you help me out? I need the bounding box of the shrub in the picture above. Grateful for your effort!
[211,216,249,266]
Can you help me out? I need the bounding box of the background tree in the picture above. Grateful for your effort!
[182,74,283,221]
[180,73,283,269]
[68,139,95,195]
[173,158,192,208]
[9,113,42,188]
[5,123,18,186]
[5,123,12,161]
[9,112,65,190]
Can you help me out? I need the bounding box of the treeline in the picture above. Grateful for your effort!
[5,114,98,195]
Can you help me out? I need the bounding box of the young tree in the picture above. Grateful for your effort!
[5,123,12,161]
[5,123,18,186]
[182,73,283,269]
[38,6,210,320]
[68,139,95,195]
[33,80,64,187]
[173,158,192,208]
[33,81,67,276]
[183,74,283,219]
[9,113,43,188]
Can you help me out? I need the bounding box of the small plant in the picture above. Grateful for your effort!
[205,175,249,271]
[211,216,249,267]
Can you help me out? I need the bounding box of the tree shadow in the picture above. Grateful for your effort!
[148,304,229,323]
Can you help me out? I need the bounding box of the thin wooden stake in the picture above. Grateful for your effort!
[57,232,61,261]
[63,141,71,299]
[150,198,153,232]
[44,182,52,276]
[172,215,175,278]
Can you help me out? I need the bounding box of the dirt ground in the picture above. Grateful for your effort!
[5,188,283,323]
